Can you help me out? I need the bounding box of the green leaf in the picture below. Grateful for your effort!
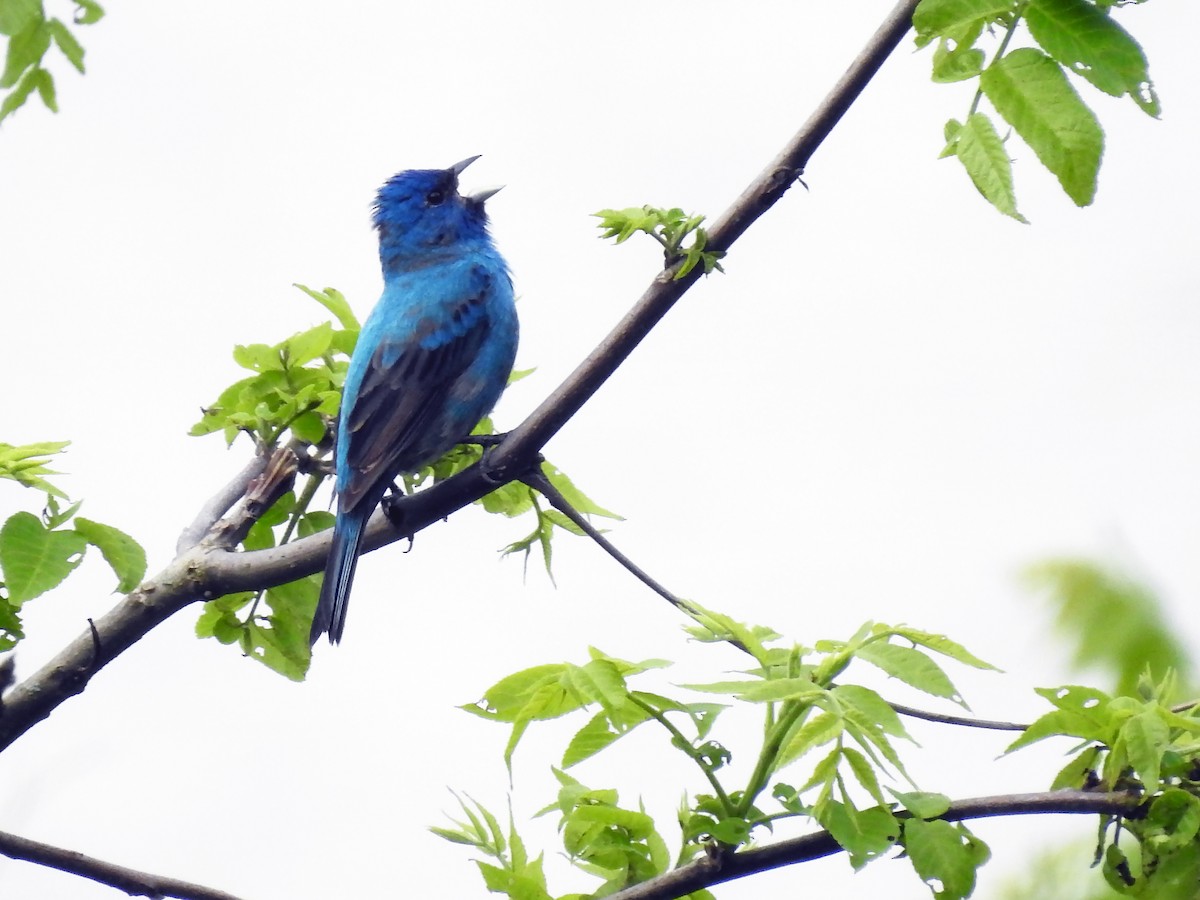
[888,626,998,671]
[951,112,1027,222]
[931,36,985,83]
[47,18,84,72]
[0,440,70,497]
[1027,560,1191,699]
[28,69,57,118]
[0,64,39,124]
[541,462,621,520]
[73,1,104,26]
[1119,709,1169,793]
[680,677,820,703]
[818,800,900,870]
[842,746,888,807]
[1,19,49,89]
[0,511,87,603]
[904,819,990,898]
[1050,745,1102,790]
[856,642,963,704]
[912,0,1017,43]
[232,342,283,373]
[72,517,145,592]
[0,0,42,37]
[294,284,360,331]
[890,790,952,819]
[283,322,334,367]
[832,684,910,740]
[1025,0,1158,115]
[778,710,843,768]
[565,659,629,716]
[289,410,327,445]
[980,47,1103,207]
[562,706,651,768]
[1144,790,1200,854]
[1005,685,1115,752]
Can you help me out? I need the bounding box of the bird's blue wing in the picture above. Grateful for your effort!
[338,265,495,513]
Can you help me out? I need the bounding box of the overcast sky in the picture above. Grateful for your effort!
[1,2,1198,898]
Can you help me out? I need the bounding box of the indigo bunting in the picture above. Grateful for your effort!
[309,156,519,646]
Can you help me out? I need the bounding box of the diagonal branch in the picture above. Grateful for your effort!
[605,789,1145,900]
[0,0,920,755]
[0,827,247,900]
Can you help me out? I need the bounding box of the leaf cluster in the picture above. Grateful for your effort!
[1010,673,1200,897]
[189,285,358,449]
[0,441,145,650]
[442,609,999,899]
[913,0,1157,220]
[0,0,103,125]
[593,206,724,280]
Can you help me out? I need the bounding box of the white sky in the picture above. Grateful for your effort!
[1,2,1198,898]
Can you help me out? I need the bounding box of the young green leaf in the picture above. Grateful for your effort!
[903,818,990,899]
[1024,0,1158,115]
[856,641,964,705]
[912,0,1017,43]
[818,800,900,870]
[0,511,87,603]
[980,47,1103,206]
[890,789,952,820]
[73,517,146,592]
[950,112,1027,222]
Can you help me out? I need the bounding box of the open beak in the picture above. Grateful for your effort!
[448,155,481,177]
[466,185,503,204]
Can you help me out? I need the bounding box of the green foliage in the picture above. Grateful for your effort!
[191,288,612,680]
[443,611,997,899]
[0,0,103,125]
[0,442,146,650]
[593,206,725,279]
[1009,672,1200,896]
[0,439,70,497]
[1026,559,1192,699]
[189,285,358,449]
[914,0,1157,219]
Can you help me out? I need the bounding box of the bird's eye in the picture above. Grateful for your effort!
[426,189,446,206]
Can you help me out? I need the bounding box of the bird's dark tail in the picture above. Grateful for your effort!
[310,514,367,646]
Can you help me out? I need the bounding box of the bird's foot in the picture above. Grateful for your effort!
[381,489,415,551]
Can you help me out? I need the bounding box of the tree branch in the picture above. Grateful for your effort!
[606,790,1145,900]
[0,0,920,755]
[175,450,270,554]
[889,701,1029,732]
[0,827,247,900]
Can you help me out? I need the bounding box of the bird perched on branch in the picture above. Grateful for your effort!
[309,156,519,647]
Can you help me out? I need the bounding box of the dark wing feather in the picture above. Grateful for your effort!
[339,279,492,513]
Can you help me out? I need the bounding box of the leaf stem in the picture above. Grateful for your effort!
[627,693,735,814]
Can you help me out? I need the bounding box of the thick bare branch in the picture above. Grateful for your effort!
[607,790,1145,900]
[0,0,921,756]
[0,827,247,900]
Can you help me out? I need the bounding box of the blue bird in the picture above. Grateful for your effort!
[310,156,519,646]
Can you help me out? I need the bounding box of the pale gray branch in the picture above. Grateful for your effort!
[175,451,269,554]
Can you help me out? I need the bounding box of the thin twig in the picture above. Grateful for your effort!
[889,701,1029,732]
[606,789,1145,900]
[0,827,247,900]
[519,468,695,616]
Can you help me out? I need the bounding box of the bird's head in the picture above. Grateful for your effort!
[373,156,500,271]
